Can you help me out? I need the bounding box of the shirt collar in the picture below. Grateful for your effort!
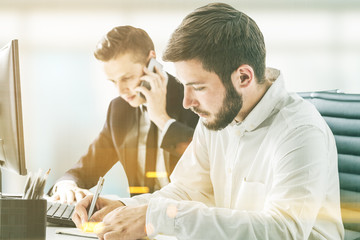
[231,70,287,132]
[140,103,148,113]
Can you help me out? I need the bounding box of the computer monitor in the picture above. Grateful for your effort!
[0,39,27,193]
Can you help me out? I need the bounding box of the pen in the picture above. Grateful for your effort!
[22,172,32,199]
[22,168,51,199]
[88,176,105,221]
[36,168,51,199]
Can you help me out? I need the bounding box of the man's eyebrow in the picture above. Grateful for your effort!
[175,78,205,86]
[109,74,133,82]
[185,81,205,86]
[119,74,133,80]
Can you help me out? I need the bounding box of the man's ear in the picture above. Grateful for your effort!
[232,64,254,89]
[147,50,156,60]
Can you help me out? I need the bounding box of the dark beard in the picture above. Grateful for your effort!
[203,83,243,131]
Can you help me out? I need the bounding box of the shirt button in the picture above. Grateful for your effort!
[236,130,244,137]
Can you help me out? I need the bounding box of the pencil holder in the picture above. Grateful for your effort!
[0,198,46,240]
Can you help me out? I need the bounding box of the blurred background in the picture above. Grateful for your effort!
[1,0,360,197]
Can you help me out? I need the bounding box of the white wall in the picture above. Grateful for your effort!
[1,0,360,196]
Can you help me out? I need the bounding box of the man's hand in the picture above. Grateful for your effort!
[136,66,171,130]
[72,195,124,228]
[96,204,148,240]
[51,181,91,204]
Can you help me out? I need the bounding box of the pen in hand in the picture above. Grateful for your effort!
[87,176,105,221]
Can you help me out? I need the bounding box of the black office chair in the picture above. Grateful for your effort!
[299,91,360,240]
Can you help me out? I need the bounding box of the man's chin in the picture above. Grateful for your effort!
[202,117,232,131]
[127,96,146,108]
[201,118,217,129]
[122,96,146,108]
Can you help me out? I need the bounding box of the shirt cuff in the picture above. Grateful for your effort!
[118,197,142,207]
[160,119,176,141]
[118,193,153,206]
[146,197,177,238]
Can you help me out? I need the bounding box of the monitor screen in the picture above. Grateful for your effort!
[0,39,27,180]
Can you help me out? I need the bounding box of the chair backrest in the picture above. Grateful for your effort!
[298,91,360,239]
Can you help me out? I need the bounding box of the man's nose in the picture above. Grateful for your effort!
[183,88,197,109]
[116,82,128,95]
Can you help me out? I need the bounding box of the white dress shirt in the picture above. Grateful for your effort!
[121,72,344,240]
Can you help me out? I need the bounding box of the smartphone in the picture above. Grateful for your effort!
[139,58,163,99]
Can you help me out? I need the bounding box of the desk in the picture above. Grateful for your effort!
[47,224,177,240]
[47,225,93,240]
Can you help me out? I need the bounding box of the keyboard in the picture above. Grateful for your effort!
[46,201,76,227]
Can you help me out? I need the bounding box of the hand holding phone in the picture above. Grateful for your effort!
[139,58,164,99]
[137,58,171,130]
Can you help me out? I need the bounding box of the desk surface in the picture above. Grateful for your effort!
[47,225,93,240]
[47,224,177,240]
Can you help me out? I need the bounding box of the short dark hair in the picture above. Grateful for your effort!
[163,3,266,84]
[94,25,154,64]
